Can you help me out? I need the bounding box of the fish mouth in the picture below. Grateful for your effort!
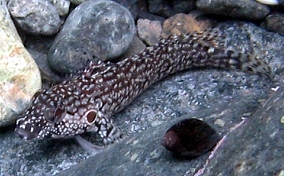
[15,126,45,140]
[14,126,39,140]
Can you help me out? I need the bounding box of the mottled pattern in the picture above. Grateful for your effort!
[15,30,271,144]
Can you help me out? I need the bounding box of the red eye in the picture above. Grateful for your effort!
[54,107,63,118]
[45,107,65,124]
[86,111,96,123]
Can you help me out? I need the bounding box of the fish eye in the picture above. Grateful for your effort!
[44,107,66,124]
[86,110,97,123]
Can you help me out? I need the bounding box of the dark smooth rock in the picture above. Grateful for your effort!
[113,0,139,19]
[261,13,284,35]
[148,0,178,17]
[199,86,284,175]
[172,0,195,13]
[196,0,270,20]
[161,118,220,159]
[147,0,195,17]
[136,0,166,21]
[24,35,63,85]
[48,0,136,74]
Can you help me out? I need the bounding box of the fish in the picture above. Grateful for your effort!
[15,29,271,151]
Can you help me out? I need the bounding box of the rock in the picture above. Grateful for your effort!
[0,1,41,126]
[279,0,284,6]
[70,0,139,18]
[48,0,136,74]
[172,0,195,14]
[112,0,139,19]
[256,0,279,5]
[70,0,86,5]
[161,13,214,38]
[196,0,270,20]
[24,35,63,86]
[198,86,284,175]
[147,0,195,17]
[148,0,177,17]
[56,90,281,176]
[137,19,162,45]
[261,13,284,35]
[51,0,70,16]
[121,35,146,59]
[8,0,63,35]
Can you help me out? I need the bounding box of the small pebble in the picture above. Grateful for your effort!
[161,118,220,159]
[281,116,284,124]
[161,13,213,38]
[261,13,284,35]
[8,0,63,35]
[137,19,162,45]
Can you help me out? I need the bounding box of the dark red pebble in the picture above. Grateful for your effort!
[161,118,220,159]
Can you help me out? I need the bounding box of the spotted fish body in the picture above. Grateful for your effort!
[15,30,270,144]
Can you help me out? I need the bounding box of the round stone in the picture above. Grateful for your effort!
[161,118,220,158]
[48,0,136,74]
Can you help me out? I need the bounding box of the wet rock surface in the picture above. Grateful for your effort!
[57,86,284,176]
[199,86,284,176]
[48,0,136,74]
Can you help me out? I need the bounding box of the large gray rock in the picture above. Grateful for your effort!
[48,0,136,74]
[196,0,270,20]
[0,0,42,126]
[56,86,284,175]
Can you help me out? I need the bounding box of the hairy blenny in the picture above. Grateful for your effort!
[15,29,271,150]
